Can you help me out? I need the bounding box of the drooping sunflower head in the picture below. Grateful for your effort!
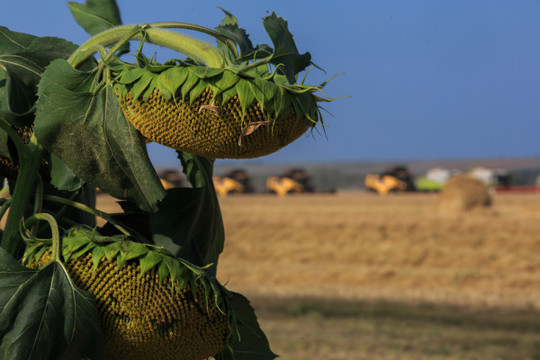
[67,9,336,159]
[114,64,320,158]
[25,227,234,360]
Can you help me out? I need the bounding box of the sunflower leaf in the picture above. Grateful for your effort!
[262,13,312,84]
[0,27,78,125]
[35,59,165,212]
[215,292,277,360]
[68,0,123,36]
[0,247,105,360]
[215,8,255,58]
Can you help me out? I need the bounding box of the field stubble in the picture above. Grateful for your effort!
[217,192,540,310]
[215,191,540,360]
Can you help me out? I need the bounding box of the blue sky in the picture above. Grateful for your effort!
[2,0,540,166]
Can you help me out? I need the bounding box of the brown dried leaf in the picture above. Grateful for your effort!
[238,120,270,146]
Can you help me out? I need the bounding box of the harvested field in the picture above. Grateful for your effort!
[96,191,540,359]
[216,192,540,310]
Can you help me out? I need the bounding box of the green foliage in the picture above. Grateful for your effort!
[0,247,105,360]
[215,293,278,360]
[68,0,123,36]
[48,153,85,191]
[0,27,78,125]
[100,153,225,275]
[35,59,165,212]
[154,153,225,274]
[261,13,312,84]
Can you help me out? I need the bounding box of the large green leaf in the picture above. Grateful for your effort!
[48,154,84,192]
[0,27,78,125]
[1,71,35,125]
[0,247,105,360]
[0,27,37,55]
[215,293,277,360]
[104,153,225,275]
[35,59,165,212]
[68,0,128,56]
[215,8,255,58]
[262,13,311,84]
[68,0,123,36]
[174,152,224,270]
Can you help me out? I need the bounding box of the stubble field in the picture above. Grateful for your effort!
[97,191,540,359]
[215,191,540,360]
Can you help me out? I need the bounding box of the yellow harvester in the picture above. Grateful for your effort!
[213,169,253,196]
[157,169,185,189]
[267,168,314,196]
[364,166,416,195]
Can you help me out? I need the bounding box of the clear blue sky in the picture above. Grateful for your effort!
[2,0,540,166]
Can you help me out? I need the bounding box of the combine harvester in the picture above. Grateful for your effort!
[267,168,336,196]
[461,167,538,193]
[480,168,540,193]
[415,167,461,192]
[267,168,315,196]
[417,166,539,194]
[364,166,416,195]
[213,169,254,196]
[157,169,186,189]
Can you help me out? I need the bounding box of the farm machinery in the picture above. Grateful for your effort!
[157,169,186,189]
[267,168,315,196]
[213,169,254,196]
[365,166,416,195]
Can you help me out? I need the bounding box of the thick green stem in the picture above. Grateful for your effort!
[151,22,232,44]
[25,213,61,262]
[68,24,225,68]
[150,22,237,56]
[0,136,44,256]
[31,176,44,237]
[43,195,148,243]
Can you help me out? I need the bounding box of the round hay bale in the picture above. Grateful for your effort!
[437,175,492,213]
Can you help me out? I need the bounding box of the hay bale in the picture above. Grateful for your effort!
[437,175,492,213]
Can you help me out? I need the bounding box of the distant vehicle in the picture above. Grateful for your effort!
[213,169,253,196]
[365,166,416,195]
[267,168,315,196]
[416,167,462,192]
[157,169,185,189]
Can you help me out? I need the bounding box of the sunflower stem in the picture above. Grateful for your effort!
[0,135,44,256]
[68,24,225,68]
[31,175,44,237]
[25,213,61,262]
[43,195,148,243]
